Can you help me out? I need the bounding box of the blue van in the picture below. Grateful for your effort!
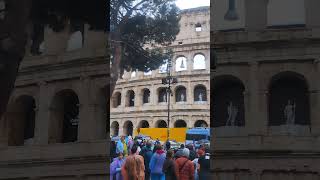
[185,127,210,148]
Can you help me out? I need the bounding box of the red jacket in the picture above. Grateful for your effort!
[175,157,195,180]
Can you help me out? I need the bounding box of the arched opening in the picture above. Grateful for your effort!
[7,95,36,146]
[156,120,167,128]
[176,86,187,102]
[138,120,150,128]
[175,56,187,72]
[194,120,208,127]
[212,75,245,127]
[112,92,121,108]
[174,120,187,128]
[110,121,119,137]
[193,54,206,70]
[268,72,310,126]
[49,89,79,144]
[194,85,207,102]
[158,88,167,103]
[126,90,135,107]
[195,23,202,32]
[123,121,133,136]
[143,89,151,104]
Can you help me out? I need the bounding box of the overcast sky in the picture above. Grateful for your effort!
[175,0,210,10]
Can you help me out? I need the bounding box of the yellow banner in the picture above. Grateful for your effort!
[134,128,187,143]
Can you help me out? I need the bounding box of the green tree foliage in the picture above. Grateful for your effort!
[110,0,180,75]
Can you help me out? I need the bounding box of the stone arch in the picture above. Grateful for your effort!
[175,86,187,102]
[142,88,151,104]
[126,90,135,107]
[194,84,207,102]
[138,120,150,128]
[155,120,167,128]
[110,121,119,136]
[49,89,79,144]
[158,87,167,103]
[7,95,36,146]
[175,56,188,72]
[194,120,208,127]
[212,75,246,127]
[193,53,206,70]
[112,91,121,108]
[123,120,134,136]
[268,71,310,126]
[174,120,187,128]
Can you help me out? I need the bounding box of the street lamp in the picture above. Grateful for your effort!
[161,59,177,141]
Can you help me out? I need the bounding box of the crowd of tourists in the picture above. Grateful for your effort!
[110,136,210,180]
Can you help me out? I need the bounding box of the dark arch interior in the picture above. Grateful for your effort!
[143,89,150,104]
[212,76,245,127]
[124,121,133,136]
[50,90,79,143]
[138,120,149,128]
[157,120,167,128]
[195,120,208,127]
[175,120,187,128]
[127,90,135,107]
[158,88,167,103]
[8,95,36,146]
[269,72,310,125]
[111,121,119,136]
[176,86,187,102]
[194,85,207,101]
[113,92,121,108]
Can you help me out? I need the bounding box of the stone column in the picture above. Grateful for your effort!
[245,0,268,31]
[312,59,320,135]
[305,0,320,28]
[121,88,126,107]
[34,81,50,145]
[188,81,193,104]
[151,84,156,105]
[78,76,95,141]
[134,87,142,107]
[247,62,263,135]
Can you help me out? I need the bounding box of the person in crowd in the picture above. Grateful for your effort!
[155,138,160,145]
[187,144,196,161]
[197,150,210,180]
[176,148,195,180]
[174,144,185,159]
[110,152,126,180]
[149,144,166,180]
[140,141,153,180]
[111,140,117,161]
[192,149,204,180]
[162,149,179,180]
[116,136,125,155]
[127,136,134,153]
[121,145,145,180]
[165,140,171,151]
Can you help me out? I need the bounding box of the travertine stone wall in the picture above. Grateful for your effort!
[0,23,108,179]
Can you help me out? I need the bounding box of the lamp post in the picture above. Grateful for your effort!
[162,59,177,141]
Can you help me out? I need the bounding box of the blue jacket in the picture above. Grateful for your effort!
[116,140,124,154]
[149,150,166,175]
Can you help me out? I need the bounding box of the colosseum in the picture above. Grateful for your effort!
[110,6,210,137]
[0,21,108,178]
[212,0,320,178]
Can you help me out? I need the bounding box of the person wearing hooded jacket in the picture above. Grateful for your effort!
[149,144,166,180]
[175,148,195,180]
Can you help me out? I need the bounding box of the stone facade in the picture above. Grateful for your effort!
[110,7,210,136]
[212,0,320,179]
[0,23,108,179]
